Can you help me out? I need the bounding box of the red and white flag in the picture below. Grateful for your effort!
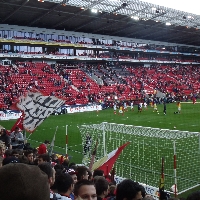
[92,142,130,175]
[10,115,24,133]
[15,91,65,132]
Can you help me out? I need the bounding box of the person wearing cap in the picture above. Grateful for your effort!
[10,127,24,149]
[67,168,78,200]
[0,163,50,200]
[38,140,50,155]
[68,168,78,184]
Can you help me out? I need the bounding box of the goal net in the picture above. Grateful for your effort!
[78,122,200,194]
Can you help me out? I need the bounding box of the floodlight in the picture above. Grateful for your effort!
[91,9,98,13]
[131,16,139,20]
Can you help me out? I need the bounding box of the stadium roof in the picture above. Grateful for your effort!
[142,0,200,15]
[1,0,200,46]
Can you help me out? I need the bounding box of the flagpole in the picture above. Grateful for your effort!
[173,141,177,197]
[49,126,58,156]
[159,157,165,200]
[66,125,68,159]
[103,122,106,156]
[89,139,98,171]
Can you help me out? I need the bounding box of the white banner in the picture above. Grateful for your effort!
[66,105,102,113]
[0,111,22,120]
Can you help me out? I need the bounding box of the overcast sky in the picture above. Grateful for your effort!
[142,0,200,15]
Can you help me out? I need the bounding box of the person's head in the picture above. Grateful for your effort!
[0,128,7,136]
[55,173,74,195]
[51,154,59,163]
[44,140,50,146]
[2,156,19,166]
[4,149,12,157]
[54,164,65,174]
[108,185,116,196]
[142,196,155,200]
[116,179,143,200]
[94,176,109,198]
[63,158,70,168]
[11,149,20,158]
[74,179,97,200]
[14,127,20,133]
[93,169,104,178]
[68,168,78,184]
[0,145,6,156]
[0,163,50,200]
[38,162,55,187]
[138,184,146,198]
[38,153,50,165]
[76,166,89,181]
[186,191,200,200]
[18,155,29,164]
[24,149,34,163]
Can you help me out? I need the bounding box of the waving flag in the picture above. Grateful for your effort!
[92,142,130,175]
[16,91,65,132]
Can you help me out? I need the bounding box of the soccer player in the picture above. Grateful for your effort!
[163,103,166,115]
[153,102,158,112]
[143,102,147,110]
[123,101,127,112]
[113,103,117,114]
[119,104,124,116]
[138,102,142,113]
[192,96,196,104]
[177,102,181,114]
[130,101,134,111]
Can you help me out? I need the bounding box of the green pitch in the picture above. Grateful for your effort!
[1,101,200,197]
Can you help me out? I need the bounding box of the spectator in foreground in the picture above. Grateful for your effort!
[38,162,56,200]
[93,169,104,178]
[38,153,51,165]
[54,173,74,200]
[0,163,50,200]
[76,166,89,181]
[74,179,97,200]
[186,191,200,200]
[94,176,109,200]
[116,179,143,200]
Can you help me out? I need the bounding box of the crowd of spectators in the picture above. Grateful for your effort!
[0,131,199,200]
[0,61,199,109]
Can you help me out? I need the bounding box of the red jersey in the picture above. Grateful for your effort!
[38,143,47,155]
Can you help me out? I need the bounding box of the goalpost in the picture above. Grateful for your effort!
[78,122,200,194]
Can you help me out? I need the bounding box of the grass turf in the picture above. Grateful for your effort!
[1,101,200,197]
